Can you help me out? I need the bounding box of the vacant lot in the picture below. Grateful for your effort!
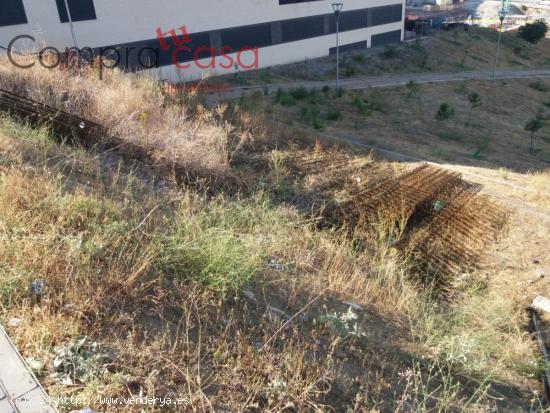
[0,52,549,412]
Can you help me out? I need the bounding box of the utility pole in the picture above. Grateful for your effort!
[332,3,344,91]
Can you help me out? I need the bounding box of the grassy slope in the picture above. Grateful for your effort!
[0,60,548,411]
[0,119,541,412]
[217,27,550,86]
[261,77,550,171]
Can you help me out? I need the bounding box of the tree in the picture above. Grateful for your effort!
[406,80,420,99]
[435,103,455,121]
[524,110,547,152]
[467,92,482,126]
[518,20,548,44]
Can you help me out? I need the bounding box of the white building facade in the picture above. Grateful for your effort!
[1,0,405,81]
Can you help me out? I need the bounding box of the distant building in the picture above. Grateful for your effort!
[1,0,405,81]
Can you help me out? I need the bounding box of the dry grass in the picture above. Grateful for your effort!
[0,56,236,180]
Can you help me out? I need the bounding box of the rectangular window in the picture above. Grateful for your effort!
[281,15,325,43]
[56,0,96,23]
[371,4,402,26]
[279,0,323,4]
[329,40,367,55]
[371,29,402,47]
[1,0,28,27]
[221,24,272,51]
[329,9,368,33]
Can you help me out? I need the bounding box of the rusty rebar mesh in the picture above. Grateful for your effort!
[319,163,508,289]
[0,89,105,146]
[404,184,509,288]
[0,90,242,192]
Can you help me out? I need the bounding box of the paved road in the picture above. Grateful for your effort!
[0,325,55,413]
[214,68,550,100]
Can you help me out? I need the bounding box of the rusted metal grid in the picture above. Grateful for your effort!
[275,148,391,195]
[0,89,104,146]
[331,163,508,288]
[406,183,509,287]
[338,164,462,226]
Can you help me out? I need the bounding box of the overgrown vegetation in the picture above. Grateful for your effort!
[0,55,548,412]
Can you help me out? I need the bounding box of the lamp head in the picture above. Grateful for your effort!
[498,0,510,21]
[332,3,344,15]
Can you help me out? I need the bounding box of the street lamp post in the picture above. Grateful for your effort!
[62,0,79,50]
[62,0,82,74]
[492,0,510,82]
[332,3,344,91]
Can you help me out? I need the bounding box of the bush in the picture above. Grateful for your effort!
[352,53,367,64]
[325,110,343,121]
[529,80,550,92]
[382,45,399,58]
[352,95,369,115]
[274,88,297,106]
[344,64,358,77]
[290,87,310,101]
[365,89,387,113]
[435,103,455,121]
[406,80,420,98]
[518,20,548,44]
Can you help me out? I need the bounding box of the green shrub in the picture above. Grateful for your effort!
[382,45,399,58]
[325,110,343,121]
[365,89,387,113]
[290,87,310,100]
[352,52,366,64]
[518,19,548,44]
[529,80,550,92]
[406,80,420,98]
[259,70,273,83]
[274,88,297,106]
[312,118,325,130]
[300,106,323,128]
[435,103,455,121]
[352,95,369,115]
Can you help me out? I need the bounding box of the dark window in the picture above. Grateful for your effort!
[329,40,367,55]
[170,32,212,63]
[56,0,96,23]
[371,4,402,26]
[221,24,271,50]
[371,29,402,47]
[281,15,324,43]
[329,9,368,32]
[1,0,28,27]
[279,0,323,4]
